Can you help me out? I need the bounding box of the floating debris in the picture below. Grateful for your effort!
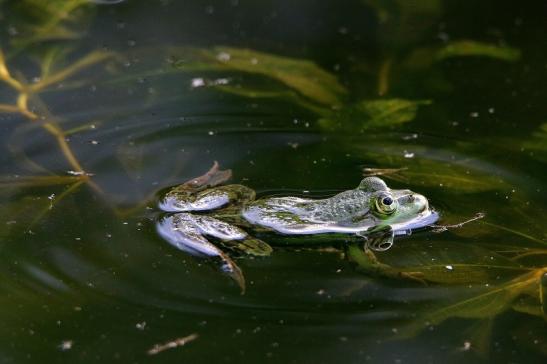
[58,340,73,351]
[363,167,407,177]
[147,333,198,355]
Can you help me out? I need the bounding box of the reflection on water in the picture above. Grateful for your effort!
[0,0,546,363]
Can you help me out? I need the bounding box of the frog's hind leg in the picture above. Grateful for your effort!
[160,184,255,212]
[157,213,246,292]
[157,213,271,292]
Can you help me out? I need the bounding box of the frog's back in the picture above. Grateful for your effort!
[242,189,374,234]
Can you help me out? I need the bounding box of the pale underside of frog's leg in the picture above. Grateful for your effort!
[157,213,271,293]
[160,184,256,212]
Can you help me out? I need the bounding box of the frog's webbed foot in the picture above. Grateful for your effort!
[157,213,272,293]
[159,161,256,212]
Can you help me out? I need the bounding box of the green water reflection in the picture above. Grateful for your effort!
[0,0,545,363]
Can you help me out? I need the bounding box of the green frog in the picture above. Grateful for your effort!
[157,163,438,291]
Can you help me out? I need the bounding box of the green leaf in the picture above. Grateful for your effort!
[173,47,347,106]
[435,40,521,62]
[358,98,432,127]
[4,0,94,52]
[320,98,431,131]
[359,151,512,192]
[524,123,547,162]
[399,268,546,337]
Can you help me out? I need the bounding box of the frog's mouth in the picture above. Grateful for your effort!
[392,209,440,234]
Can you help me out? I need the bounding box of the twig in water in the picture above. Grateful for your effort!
[431,212,486,233]
[147,333,199,355]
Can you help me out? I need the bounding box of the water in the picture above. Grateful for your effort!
[0,0,546,363]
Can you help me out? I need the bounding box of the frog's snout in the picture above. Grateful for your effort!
[414,194,430,213]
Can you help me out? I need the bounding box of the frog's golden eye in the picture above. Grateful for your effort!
[375,194,398,214]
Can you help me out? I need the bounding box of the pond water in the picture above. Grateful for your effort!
[0,0,546,363]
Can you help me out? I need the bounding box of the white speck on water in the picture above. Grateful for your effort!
[461,341,472,351]
[445,265,454,270]
[402,133,418,140]
[316,289,326,295]
[488,107,495,114]
[136,321,146,330]
[287,142,299,149]
[90,140,99,145]
[208,131,215,136]
[403,151,414,158]
[7,26,18,36]
[470,112,479,118]
[217,52,231,62]
[59,340,73,351]
[191,78,205,88]
[213,78,229,85]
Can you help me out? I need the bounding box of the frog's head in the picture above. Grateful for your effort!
[359,177,438,232]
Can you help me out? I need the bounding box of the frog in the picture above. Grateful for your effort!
[156,162,439,291]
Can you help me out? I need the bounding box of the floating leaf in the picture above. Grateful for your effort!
[174,47,347,106]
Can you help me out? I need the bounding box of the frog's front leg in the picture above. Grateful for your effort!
[160,184,255,212]
[359,226,395,252]
[349,228,426,284]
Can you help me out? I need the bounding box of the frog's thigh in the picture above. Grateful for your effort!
[157,213,226,257]
[161,185,255,212]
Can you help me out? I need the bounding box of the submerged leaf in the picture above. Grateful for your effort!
[400,268,546,337]
[359,152,512,192]
[320,98,431,131]
[404,40,521,69]
[4,0,94,51]
[435,40,521,62]
[174,47,347,106]
[524,123,547,162]
[357,98,432,127]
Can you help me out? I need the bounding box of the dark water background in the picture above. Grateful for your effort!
[0,0,546,363]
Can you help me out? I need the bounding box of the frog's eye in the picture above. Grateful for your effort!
[375,194,398,215]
